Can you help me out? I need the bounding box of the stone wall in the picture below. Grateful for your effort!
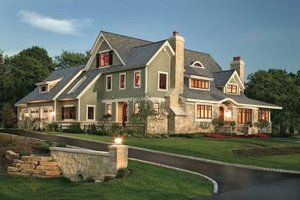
[7,154,62,178]
[50,144,128,182]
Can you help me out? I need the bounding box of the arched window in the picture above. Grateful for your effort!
[190,61,205,68]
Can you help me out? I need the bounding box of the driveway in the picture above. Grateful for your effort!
[6,131,300,199]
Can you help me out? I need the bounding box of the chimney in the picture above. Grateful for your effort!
[168,31,185,94]
[230,56,245,84]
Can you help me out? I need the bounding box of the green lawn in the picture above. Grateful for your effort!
[0,161,213,200]
[53,133,300,171]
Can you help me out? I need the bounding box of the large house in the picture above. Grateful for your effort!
[15,31,281,134]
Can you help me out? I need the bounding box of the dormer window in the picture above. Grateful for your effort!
[40,85,48,93]
[97,51,113,68]
[190,79,210,90]
[227,84,238,94]
[190,61,205,68]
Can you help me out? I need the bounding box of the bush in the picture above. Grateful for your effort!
[86,124,97,135]
[19,150,30,157]
[18,115,40,131]
[1,103,17,128]
[116,168,131,178]
[64,123,83,133]
[111,123,121,134]
[212,117,225,128]
[45,122,61,132]
[103,114,112,121]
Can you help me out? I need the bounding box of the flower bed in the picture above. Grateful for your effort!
[204,133,270,139]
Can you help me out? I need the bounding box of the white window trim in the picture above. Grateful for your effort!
[189,61,205,69]
[158,71,168,91]
[119,72,126,90]
[225,83,239,95]
[86,105,96,121]
[39,85,49,94]
[97,50,112,68]
[133,101,140,114]
[189,78,210,91]
[133,70,141,89]
[62,105,76,121]
[106,75,112,91]
[194,103,213,122]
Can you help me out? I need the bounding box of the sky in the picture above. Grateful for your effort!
[0,0,299,76]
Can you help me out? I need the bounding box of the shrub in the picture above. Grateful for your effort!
[116,168,131,178]
[19,150,30,157]
[18,115,40,131]
[86,124,97,135]
[1,103,17,128]
[111,123,121,134]
[212,117,225,128]
[254,119,270,132]
[45,122,61,132]
[103,114,112,121]
[64,123,83,133]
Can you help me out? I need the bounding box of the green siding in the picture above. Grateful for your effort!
[147,49,172,98]
[79,81,98,121]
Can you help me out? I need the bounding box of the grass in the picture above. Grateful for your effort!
[52,133,300,171]
[0,161,213,200]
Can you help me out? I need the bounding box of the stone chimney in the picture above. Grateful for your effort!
[167,31,185,100]
[230,56,245,84]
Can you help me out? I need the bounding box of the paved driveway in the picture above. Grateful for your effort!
[6,131,300,199]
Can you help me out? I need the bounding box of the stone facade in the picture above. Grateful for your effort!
[50,144,128,182]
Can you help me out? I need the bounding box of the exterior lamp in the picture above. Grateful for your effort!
[24,112,29,117]
[225,111,232,119]
[114,137,123,145]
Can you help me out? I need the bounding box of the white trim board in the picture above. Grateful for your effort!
[77,74,102,99]
[86,105,96,121]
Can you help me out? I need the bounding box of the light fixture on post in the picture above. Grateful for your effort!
[114,136,123,145]
[225,110,232,120]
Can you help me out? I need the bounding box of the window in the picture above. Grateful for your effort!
[190,79,209,90]
[227,84,238,94]
[190,61,204,68]
[134,71,141,88]
[158,72,167,91]
[86,106,95,120]
[106,104,112,115]
[106,75,112,91]
[97,51,112,68]
[259,109,270,121]
[62,106,76,120]
[196,105,212,119]
[134,102,140,114]
[238,109,252,124]
[40,85,48,93]
[153,101,159,114]
[119,73,126,90]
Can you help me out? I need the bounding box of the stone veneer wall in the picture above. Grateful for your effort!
[50,145,128,182]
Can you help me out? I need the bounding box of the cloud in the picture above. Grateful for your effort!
[19,10,92,35]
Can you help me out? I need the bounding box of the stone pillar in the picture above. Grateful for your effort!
[108,144,129,175]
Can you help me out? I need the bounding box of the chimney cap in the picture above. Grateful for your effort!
[173,31,179,36]
[233,56,242,61]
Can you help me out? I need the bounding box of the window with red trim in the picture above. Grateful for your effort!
[159,73,167,90]
[134,71,141,88]
[119,73,126,89]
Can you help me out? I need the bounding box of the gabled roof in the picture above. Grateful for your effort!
[15,65,84,105]
[213,69,235,87]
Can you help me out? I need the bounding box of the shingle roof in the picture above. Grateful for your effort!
[15,65,84,105]
[182,78,279,107]
[213,69,235,87]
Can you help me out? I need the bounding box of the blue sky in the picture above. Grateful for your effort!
[0,0,299,76]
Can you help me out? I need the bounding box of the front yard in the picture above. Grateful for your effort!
[0,160,213,200]
[54,133,300,171]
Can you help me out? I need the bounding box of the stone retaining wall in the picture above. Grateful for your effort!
[50,144,128,182]
[7,155,62,178]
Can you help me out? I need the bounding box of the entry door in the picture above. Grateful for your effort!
[122,103,128,127]
[219,107,224,119]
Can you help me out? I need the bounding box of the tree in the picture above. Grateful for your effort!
[2,103,16,128]
[55,51,89,69]
[0,47,54,123]
[130,97,159,136]
[245,69,300,136]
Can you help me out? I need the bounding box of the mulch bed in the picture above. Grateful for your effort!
[232,146,300,157]
[204,133,270,139]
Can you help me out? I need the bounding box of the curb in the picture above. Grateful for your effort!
[129,157,219,194]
